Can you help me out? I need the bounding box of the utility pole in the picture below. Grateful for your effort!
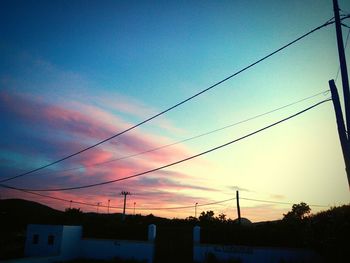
[97,202,101,213]
[195,202,198,218]
[107,199,110,214]
[329,80,350,187]
[236,191,241,225]
[333,0,350,133]
[69,200,72,209]
[120,191,130,220]
[133,202,136,215]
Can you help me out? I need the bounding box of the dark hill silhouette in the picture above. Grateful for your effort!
[0,198,63,225]
[1,198,61,215]
[0,199,63,260]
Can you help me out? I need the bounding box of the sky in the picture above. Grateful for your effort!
[1,0,350,222]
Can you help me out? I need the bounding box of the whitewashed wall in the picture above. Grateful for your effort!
[193,226,321,263]
[60,226,83,260]
[20,224,155,263]
[81,239,155,263]
[24,224,64,257]
[193,244,321,263]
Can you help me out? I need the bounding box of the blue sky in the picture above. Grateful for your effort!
[1,0,350,221]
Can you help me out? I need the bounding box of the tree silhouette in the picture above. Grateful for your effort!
[64,207,83,215]
[185,216,198,223]
[217,213,227,222]
[283,202,311,221]
[199,210,215,222]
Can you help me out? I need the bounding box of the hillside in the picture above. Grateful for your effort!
[1,198,62,217]
[1,198,349,262]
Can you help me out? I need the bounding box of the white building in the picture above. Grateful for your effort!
[17,224,156,263]
[24,224,82,260]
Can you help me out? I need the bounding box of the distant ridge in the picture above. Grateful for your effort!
[0,198,61,214]
[0,198,63,225]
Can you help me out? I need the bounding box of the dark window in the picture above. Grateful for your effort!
[48,234,54,245]
[32,234,39,244]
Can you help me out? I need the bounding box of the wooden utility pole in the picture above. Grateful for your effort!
[121,191,130,220]
[107,199,110,214]
[329,80,350,187]
[236,190,241,224]
[333,0,350,133]
[195,202,198,218]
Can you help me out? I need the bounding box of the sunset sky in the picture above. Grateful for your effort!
[1,0,350,222]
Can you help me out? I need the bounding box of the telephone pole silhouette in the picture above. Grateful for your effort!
[332,0,350,188]
[120,191,131,220]
[236,191,241,225]
[329,80,350,184]
[333,0,350,132]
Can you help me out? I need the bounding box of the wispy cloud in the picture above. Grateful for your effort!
[227,185,252,193]
[90,91,186,135]
[269,194,286,200]
[0,88,215,216]
[135,176,220,192]
[0,53,238,219]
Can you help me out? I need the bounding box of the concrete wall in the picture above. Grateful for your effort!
[81,238,155,263]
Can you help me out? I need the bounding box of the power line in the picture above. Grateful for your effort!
[3,186,236,211]
[1,19,336,183]
[0,99,331,192]
[240,197,329,208]
[4,185,330,213]
[341,23,350,29]
[12,189,116,209]
[1,90,328,182]
[135,198,237,211]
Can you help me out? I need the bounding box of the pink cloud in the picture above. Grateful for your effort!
[0,91,111,141]
[75,149,114,168]
[1,185,293,221]
[0,90,190,163]
[135,176,219,192]
[1,90,223,219]
[0,184,212,217]
[92,94,186,135]
[98,95,156,119]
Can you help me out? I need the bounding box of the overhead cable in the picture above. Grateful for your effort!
[136,198,237,211]
[4,187,236,211]
[240,197,329,208]
[1,18,337,183]
[0,99,331,192]
[0,90,328,181]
